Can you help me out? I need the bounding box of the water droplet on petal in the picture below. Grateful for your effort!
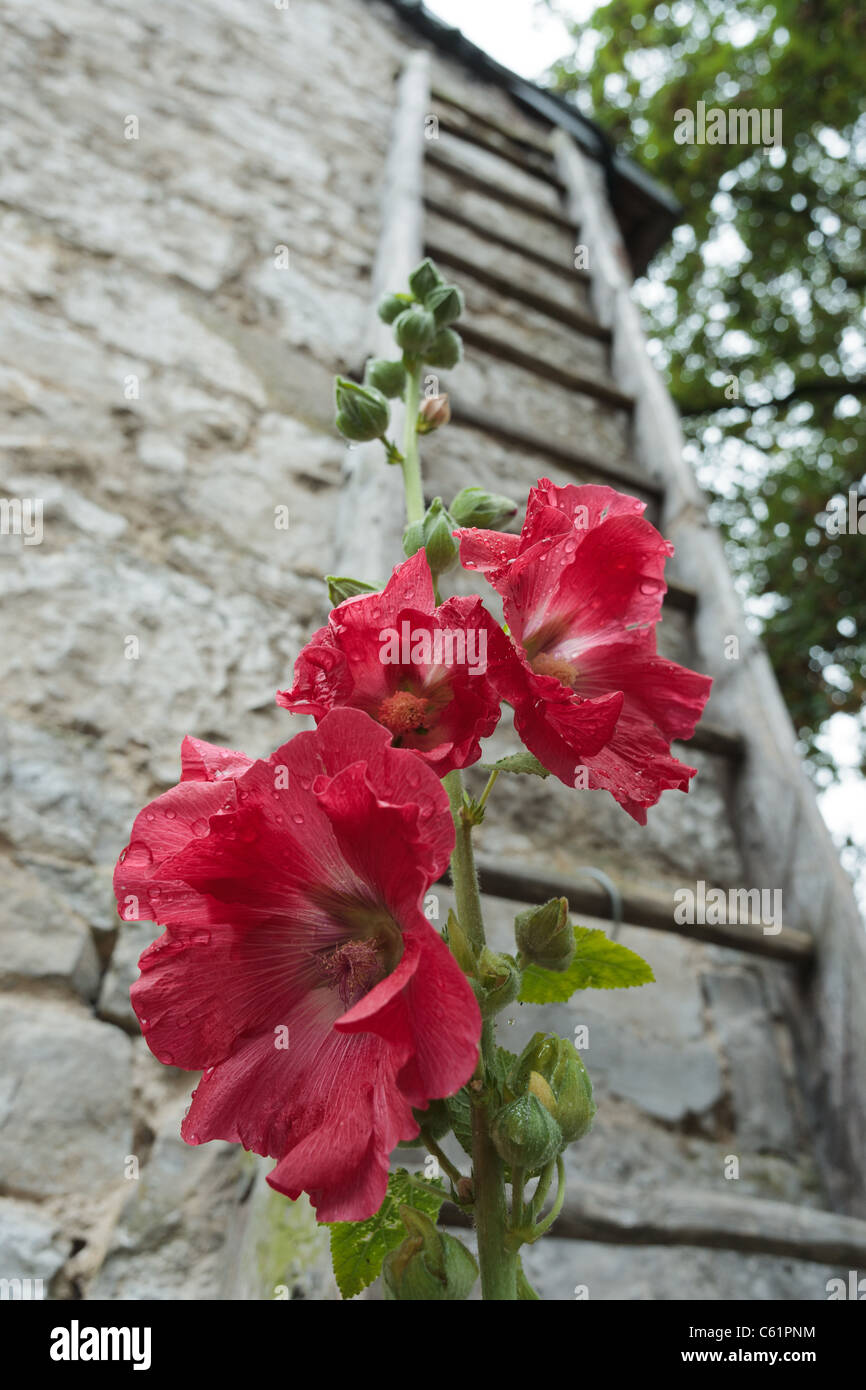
[191,819,209,837]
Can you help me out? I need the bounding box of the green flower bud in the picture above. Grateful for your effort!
[402,518,425,559]
[491,1093,562,1171]
[511,1032,596,1144]
[450,485,519,530]
[394,307,437,354]
[514,897,575,972]
[378,292,411,324]
[426,283,464,327]
[326,574,380,607]
[424,328,463,369]
[383,1207,478,1301]
[421,497,459,576]
[334,376,389,442]
[478,946,521,1017]
[364,357,408,399]
[408,257,444,302]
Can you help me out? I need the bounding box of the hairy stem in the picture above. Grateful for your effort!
[400,361,425,525]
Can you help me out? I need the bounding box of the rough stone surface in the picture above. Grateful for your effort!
[0,1198,70,1294]
[0,997,133,1200]
[0,0,843,1302]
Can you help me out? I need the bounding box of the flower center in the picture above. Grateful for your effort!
[529,652,578,688]
[317,938,387,1009]
[377,690,432,736]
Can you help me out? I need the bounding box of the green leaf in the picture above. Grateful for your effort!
[481,752,551,778]
[325,1168,444,1299]
[444,1087,474,1158]
[520,926,654,1003]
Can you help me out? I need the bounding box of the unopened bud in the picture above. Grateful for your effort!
[514,897,575,972]
[491,1093,562,1171]
[383,1206,478,1301]
[450,485,519,530]
[378,292,411,324]
[402,519,425,559]
[424,328,463,370]
[511,1033,595,1144]
[421,498,459,576]
[478,947,521,1017]
[408,257,444,302]
[334,377,389,442]
[426,283,464,327]
[326,574,380,607]
[417,393,451,434]
[365,357,408,399]
[394,307,437,354]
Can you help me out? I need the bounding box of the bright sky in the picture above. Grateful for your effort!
[425,1,865,912]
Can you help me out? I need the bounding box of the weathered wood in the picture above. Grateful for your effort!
[459,854,814,964]
[424,197,588,283]
[447,403,657,499]
[682,723,745,761]
[553,128,866,1214]
[460,323,634,413]
[425,239,610,342]
[444,1181,866,1266]
[662,580,698,614]
[427,148,575,232]
[335,51,430,581]
[435,112,566,192]
[431,84,556,160]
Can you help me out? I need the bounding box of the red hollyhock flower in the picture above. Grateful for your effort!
[277,550,502,776]
[458,479,712,824]
[113,708,480,1222]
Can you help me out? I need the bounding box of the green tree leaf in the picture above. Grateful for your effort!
[325,1168,444,1299]
[520,926,654,1002]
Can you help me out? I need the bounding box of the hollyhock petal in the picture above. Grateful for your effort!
[456,527,520,585]
[336,918,481,1101]
[524,479,647,544]
[469,478,712,815]
[180,736,253,784]
[116,707,479,1222]
[278,557,503,775]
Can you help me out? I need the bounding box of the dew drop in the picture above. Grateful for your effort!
[191,819,209,837]
[165,809,176,820]
[292,813,304,825]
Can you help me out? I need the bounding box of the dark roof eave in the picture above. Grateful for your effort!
[381,0,682,274]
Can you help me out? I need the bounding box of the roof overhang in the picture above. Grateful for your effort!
[381,0,682,275]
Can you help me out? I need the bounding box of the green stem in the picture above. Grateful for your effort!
[511,1165,526,1229]
[392,354,514,1298]
[527,1156,567,1242]
[528,1160,555,1225]
[419,1130,465,1192]
[470,1022,519,1300]
[444,771,485,955]
[400,362,424,525]
[476,767,500,815]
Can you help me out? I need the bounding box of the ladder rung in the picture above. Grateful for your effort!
[427,148,575,232]
[460,324,634,413]
[443,1182,866,1265]
[431,85,555,160]
[425,197,587,283]
[435,112,565,192]
[447,403,660,500]
[425,240,609,343]
[458,855,813,964]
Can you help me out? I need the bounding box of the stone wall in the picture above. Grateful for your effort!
[0,0,851,1300]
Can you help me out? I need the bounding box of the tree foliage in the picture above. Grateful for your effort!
[548,0,866,779]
